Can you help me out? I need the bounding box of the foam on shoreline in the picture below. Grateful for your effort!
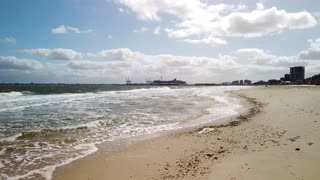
[0,86,251,179]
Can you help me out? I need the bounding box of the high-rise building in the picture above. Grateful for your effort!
[290,66,305,82]
[284,74,291,81]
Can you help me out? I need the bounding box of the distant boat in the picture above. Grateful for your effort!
[148,78,187,86]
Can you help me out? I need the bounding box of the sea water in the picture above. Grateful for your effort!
[0,85,250,179]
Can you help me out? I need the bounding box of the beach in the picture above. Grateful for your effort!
[0,85,248,179]
[53,85,320,180]
[1,1,320,179]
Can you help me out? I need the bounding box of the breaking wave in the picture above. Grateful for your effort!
[0,85,250,179]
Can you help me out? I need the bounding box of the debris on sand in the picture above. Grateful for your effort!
[197,127,221,135]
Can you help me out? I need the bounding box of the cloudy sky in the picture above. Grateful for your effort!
[0,0,320,84]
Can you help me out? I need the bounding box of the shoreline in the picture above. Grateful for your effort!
[52,88,258,179]
[53,86,320,180]
[0,86,249,179]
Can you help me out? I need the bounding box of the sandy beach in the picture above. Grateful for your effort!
[53,86,320,180]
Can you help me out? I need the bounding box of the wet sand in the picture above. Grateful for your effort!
[53,86,320,180]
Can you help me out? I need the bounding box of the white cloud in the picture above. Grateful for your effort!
[184,36,227,46]
[68,48,262,83]
[68,61,107,70]
[51,25,93,34]
[63,47,314,83]
[308,38,320,48]
[256,3,264,10]
[0,37,16,44]
[236,48,267,57]
[118,7,131,14]
[0,56,43,70]
[52,25,67,34]
[230,38,320,72]
[59,47,243,83]
[133,27,148,33]
[298,38,320,60]
[306,60,320,75]
[85,53,98,58]
[9,43,319,83]
[118,8,125,13]
[21,48,84,60]
[236,48,307,66]
[220,8,317,38]
[299,48,320,60]
[107,34,113,39]
[233,46,320,79]
[115,0,317,45]
[153,26,161,35]
[99,48,142,60]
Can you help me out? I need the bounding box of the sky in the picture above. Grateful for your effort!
[0,0,320,84]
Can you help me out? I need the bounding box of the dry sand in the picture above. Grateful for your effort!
[53,86,320,180]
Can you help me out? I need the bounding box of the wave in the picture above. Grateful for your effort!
[97,86,172,94]
[0,84,168,96]
[6,143,98,180]
[0,91,32,97]
[16,126,89,141]
[0,87,172,99]
[0,85,252,179]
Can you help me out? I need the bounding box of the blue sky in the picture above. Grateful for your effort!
[0,0,320,83]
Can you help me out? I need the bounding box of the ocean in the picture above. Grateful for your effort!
[0,84,249,179]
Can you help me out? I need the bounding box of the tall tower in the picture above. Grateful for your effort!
[126,77,132,85]
[290,66,305,83]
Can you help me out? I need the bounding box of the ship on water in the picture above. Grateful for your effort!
[148,78,187,85]
[126,78,187,86]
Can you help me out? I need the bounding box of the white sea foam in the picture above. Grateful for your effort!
[0,86,251,179]
[179,86,249,127]
[0,133,22,142]
[0,91,24,97]
[7,143,98,180]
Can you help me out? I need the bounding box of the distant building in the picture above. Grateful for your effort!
[268,79,280,85]
[222,82,232,85]
[232,80,239,85]
[240,80,244,85]
[284,74,291,81]
[244,80,252,85]
[290,66,305,83]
